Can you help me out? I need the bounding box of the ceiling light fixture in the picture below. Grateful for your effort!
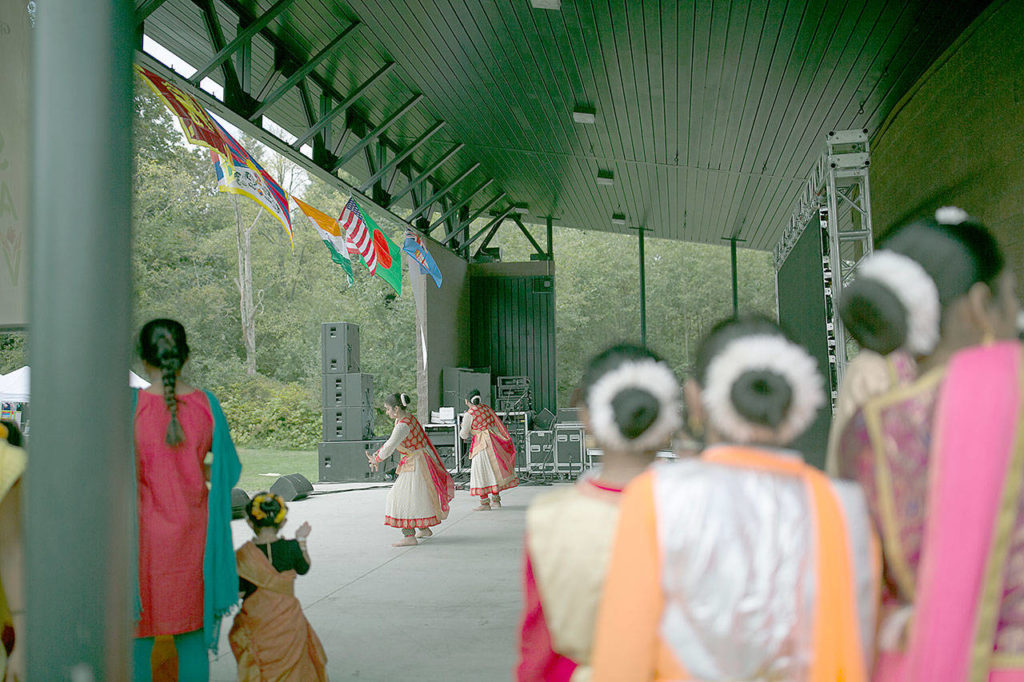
[597,170,614,186]
[611,213,626,226]
[511,205,529,215]
[573,107,596,124]
[531,0,561,9]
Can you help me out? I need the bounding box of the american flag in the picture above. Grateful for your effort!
[339,197,376,274]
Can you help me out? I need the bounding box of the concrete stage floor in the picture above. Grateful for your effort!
[211,482,555,681]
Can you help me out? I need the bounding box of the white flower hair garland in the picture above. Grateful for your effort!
[935,206,969,225]
[854,250,940,355]
[587,359,682,452]
[702,334,824,445]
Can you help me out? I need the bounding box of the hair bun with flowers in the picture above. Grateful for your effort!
[702,334,824,445]
[587,359,682,452]
[247,492,288,528]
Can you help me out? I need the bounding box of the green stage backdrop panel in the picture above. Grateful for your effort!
[776,220,832,470]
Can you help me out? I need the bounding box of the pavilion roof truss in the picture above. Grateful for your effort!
[135,0,529,259]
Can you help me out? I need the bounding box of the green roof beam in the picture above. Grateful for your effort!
[248,21,359,122]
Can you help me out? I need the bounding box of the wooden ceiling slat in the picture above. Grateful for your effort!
[747,0,919,246]
[721,0,849,245]
[698,0,747,243]
[491,0,591,221]
[713,0,772,241]
[574,2,644,228]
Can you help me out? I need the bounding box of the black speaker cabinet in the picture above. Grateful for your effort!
[230,488,250,519]
[318,440,389,482]
[270,473,314,502]
[321,322,360,374]
[321,373,374,408]
[322,406,375,441]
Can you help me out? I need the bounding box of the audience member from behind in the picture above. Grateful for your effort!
[132,319,242,682]
[0,421,25,682]
[229,492,327,681]
[517,344,681,681]
[835,208,1021,682]
[591,317,877,682]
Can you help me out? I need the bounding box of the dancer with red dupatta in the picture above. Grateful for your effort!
[368,393,455,547]
[836,209,1024,681]
[460,389,519,510]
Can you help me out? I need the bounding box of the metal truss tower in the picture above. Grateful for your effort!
[774,129,874,409]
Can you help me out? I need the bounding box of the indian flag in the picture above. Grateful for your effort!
[294,196,354,285]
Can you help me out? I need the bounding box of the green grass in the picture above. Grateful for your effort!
[235,447,319,493]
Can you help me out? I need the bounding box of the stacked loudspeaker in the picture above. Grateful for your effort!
[317,323,383,482]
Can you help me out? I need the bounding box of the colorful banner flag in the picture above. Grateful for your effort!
[338,198,402,295]
[403,229,442,288]
[339,197,376,271]
[134,65,230,158]
[210,119,294,247]
[293,196,354,285]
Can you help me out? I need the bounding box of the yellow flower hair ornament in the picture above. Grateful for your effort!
[250,492,288,524]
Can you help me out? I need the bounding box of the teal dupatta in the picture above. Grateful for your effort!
[131,389,242,652]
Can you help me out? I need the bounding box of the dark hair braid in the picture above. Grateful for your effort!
[138,319,190,446]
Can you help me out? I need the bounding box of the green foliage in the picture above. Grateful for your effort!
[0,333,25,374]
[0,84,777,449]
[213,372,321,449]
[552,227,776,405]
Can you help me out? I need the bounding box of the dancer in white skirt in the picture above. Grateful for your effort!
[459,390,519,510]
[367,393,455,547]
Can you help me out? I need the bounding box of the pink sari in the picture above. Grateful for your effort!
[903,342,1024,682]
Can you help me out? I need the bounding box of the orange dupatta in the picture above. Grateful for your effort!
[592,447,870,681]
[228,542,328,682]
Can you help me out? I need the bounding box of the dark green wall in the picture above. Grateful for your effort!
[777,220,831,470]
[469,262,556,413]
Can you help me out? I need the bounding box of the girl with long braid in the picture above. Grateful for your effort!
[367,393,454,547]
[517,344,682,681]
[591,318,877,681]
[132,319,241,681]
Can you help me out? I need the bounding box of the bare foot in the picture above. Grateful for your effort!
[491,496,502,508]
[473,503,492,511]
[415,528,433,538]
[392,536,418,547]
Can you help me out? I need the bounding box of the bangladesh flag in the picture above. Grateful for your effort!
[359,209,403,296]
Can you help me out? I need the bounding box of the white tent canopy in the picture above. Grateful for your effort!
[0,366,30,402]
[0,366,150,402]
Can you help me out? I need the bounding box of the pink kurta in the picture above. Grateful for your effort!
[134,390,214,637]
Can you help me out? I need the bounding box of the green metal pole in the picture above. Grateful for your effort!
[546,216,553,260]
[28,0,134,678]
[730,237,739,316]
[638,227,647,346]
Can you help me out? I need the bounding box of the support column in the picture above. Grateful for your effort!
[730,237,738,316]
[546,216,553,259]
[28,1,134,678]
[636,227,648,346]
